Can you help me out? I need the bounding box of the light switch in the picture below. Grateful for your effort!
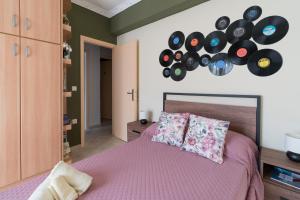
[72,86,77,92]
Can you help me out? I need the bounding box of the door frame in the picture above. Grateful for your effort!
[80,35,115,147]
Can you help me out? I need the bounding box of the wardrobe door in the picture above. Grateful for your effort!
[21,38,61,179]
[0,0,20,35]
[0,33,20,187]
[20,0,61,44]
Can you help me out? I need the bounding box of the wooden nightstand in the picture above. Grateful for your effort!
[127,121,154,142]
[260,147,300,200]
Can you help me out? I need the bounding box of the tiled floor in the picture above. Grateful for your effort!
[71,120,125,163]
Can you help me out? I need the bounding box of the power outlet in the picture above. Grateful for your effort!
[72,86,77,92]
[71,119,78,125]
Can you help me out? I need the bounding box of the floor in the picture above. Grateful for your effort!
[71,120,125,163]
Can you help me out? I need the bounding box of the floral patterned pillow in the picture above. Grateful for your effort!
[152,112,189,147]
[181,114,230,164]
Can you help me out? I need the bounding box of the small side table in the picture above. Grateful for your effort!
[127,121,154,142]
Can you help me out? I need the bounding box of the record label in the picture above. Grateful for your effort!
[210,38,220,47]
[208,53,233,76]
[247,49,282,76]
[252,16,289,45]
[174,51,183,61]
[243,6,262,21]
[163,55,170,62]
[168,31,185,50]
[191,38,199,47]
[236,48,248,58]
[215,16,230,30]
[199,54,211,67]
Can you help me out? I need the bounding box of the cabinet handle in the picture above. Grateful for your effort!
[12,43,18,56]
[24,17,31,31]
[24,47,30,57]
[127,89,134,101]
[11,15,18,27]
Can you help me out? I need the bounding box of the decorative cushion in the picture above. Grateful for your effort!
[181,114,230,164]
[152,112,189,147]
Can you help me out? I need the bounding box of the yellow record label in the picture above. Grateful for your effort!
[257,58,270,68]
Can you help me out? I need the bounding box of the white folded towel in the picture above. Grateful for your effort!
[28,161,93,200]
[48,176,78,200]
[28,179,54,200]
[50,161,93,195]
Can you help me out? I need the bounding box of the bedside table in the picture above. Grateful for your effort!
[127,121,154,142]
[260,147,300,200]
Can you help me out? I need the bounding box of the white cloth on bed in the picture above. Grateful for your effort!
[48,176,78,200]
[28,161,92,200]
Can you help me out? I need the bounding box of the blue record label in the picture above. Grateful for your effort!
[262,25,276,36]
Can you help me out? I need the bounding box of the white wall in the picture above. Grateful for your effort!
[117,0,300,151]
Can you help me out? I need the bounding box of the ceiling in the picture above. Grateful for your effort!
[71,0,141,18]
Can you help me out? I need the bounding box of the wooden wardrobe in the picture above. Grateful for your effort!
[0,0,62,187]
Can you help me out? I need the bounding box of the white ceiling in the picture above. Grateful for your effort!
[71,0,141,18]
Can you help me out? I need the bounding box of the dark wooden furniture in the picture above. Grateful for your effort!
[163,92,261,146]
[260,147,300,200]
[127,121,153,142]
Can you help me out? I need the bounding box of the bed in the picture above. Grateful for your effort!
[0,93,264,200]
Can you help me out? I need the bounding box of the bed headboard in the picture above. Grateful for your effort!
[163,92,261,147]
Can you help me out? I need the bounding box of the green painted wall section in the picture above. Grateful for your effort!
[110,0,209,35]
[67,3,116,146]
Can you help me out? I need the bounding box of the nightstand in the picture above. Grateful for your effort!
[260,147,300,200]
[127,121,154,142]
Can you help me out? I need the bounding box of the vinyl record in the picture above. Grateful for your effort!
[252,16,289,45]
[215,16,230,30]
[185,32,205,52]
[204,31,227,54]
[199,54,211,67]
[170,63,187,81]
[174,51,183,62]
[228,40,258,65]
[162,68,171,78]
[168,31,185,50]
[182,51,200,71]
[226,19,254,44]
[159,49,174,67]
[243,5,262,22]
[247,49,282,76]
[208,53,233,76]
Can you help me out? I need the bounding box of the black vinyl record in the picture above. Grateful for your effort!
[168,31,185,50]
[204,31,227,54]
[170,63,187,81]
[159,49,174,67]
[199,54,211,67]
[162,68,171,78]
[243,6,262,21]
[226,19,254,44]
[208,53,233,76]
[228,40,258,65]
[252,16,289,45]
[215,16,230,30]
[247,49,282,76]
[185,32,205,52]
[182,51,200,71]
[174,51,183,62]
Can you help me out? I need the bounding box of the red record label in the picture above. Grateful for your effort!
[236,48,248,58]
[191,38,199,47]
[163,55,169,62]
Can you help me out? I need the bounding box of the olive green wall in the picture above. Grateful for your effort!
[110,0,208,35]
[67,3,116,146]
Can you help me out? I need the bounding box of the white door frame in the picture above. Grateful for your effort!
[80,35,115,147]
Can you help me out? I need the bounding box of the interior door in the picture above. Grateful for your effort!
[20,0,60,44]
[0,33,20,187]
[112,41,138,141]
[0,0,20,35]
[21,38,61,179]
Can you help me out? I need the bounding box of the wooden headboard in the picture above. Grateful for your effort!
[163,93,261,147]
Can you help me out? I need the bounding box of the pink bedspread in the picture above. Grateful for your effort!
[0,125,263,200]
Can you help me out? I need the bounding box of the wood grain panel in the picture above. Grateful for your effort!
[20,0,61,44]
[165,100,257,142]
[0,33,20,187]
[21,38,61,179]
[0,0,19,35]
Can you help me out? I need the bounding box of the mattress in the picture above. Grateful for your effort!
[0,125,263,200]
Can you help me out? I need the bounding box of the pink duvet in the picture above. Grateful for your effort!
[0,124,263,200]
